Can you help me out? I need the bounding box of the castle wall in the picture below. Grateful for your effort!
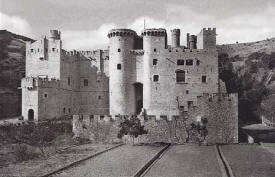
[73,93,238,144]
[143,48,219,116]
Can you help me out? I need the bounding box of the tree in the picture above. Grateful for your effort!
[117,116,147,145]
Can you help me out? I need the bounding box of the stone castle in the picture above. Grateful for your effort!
[21,28,238,143]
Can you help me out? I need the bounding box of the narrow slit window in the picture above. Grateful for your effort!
[153,59,158,65]
[202,75,207,83]
[154,48,157,52]
[118,48,121,52]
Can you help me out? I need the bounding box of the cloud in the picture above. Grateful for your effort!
[0,12,34,37]
[61,3,275,50]
[62,23,116,50]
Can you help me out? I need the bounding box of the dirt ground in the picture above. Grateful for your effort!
[0,142,118,177]
[221,144,275,177]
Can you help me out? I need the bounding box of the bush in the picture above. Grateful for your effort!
[13,144,39,162]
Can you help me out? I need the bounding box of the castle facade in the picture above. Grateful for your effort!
[22,28,225,120]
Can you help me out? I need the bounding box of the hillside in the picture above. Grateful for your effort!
[0,30,33,119]
[217,40,275,127]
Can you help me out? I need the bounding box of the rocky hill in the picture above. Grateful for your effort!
[217,40,275,126]
[0,30,33,119]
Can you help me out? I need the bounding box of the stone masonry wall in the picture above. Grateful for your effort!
[73,93,238,144]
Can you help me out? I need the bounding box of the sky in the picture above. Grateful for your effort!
[1,0,275,50]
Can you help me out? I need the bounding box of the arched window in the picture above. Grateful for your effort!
[176,70,185,83]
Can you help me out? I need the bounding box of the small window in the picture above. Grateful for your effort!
[39,57,44,60]
[176,70,185,83]
[30,49,34,53]
[186,59,193,66]
[153,59,158,65]
[153,75,159,82]
[118,48,121,52]
[68,77,71,85]
[154,48,157,52]
[44,93,48,98]
[117,64,121,70]
[84,79,88,86]
[202,75,207,83]
[68,108,71,113]
[196,60,200,66]
[52,48,55,52]
[38,49,40,52]
[100,115,104,120]
[186,90,189,94]
[98,96,101,100]
[177,60,185,65]
[63,107,66,113]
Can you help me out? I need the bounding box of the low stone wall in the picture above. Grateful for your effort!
[73,93,238,144]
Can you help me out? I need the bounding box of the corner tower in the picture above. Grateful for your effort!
[141,29,167,113]
[171,29,180,48]
[197,28,216,50]
[108,29,137,116]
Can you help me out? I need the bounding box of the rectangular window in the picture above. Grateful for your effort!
[84,79,88,86]
[100,115,104,120]
[68,77,71,85]
[176,70,185,83]
[188,101,193,108]
[44,93,48,98]
[186,59,193,66]
[186,90,189,94]
[117,64,121,70]
[153,75,159,82]
[202,75,207,83]
[52,48,55,52]
[153,59,158,65]
[177,59,184,65]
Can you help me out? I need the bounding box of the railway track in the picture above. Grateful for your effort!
[41,143,233,177]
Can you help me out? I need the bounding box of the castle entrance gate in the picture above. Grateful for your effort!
[28,109,34,121]
[133,83,143,114]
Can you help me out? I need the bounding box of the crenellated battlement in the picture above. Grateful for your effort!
[37,77,60,88]
[171,29,180,34]
[49,30,61,40]
[202,28,216,33]
[107,29,137,38]
[141,28,167,37]
[130,49,144,55]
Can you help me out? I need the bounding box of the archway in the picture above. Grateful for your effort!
[133,83,143,114]
[28,109,34,121]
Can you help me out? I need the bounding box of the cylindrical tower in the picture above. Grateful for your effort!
[189,35,197,49]
[141,29,167,114]
[108,29,136,116]
[49,30,61,40]
[171,29,180,48]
